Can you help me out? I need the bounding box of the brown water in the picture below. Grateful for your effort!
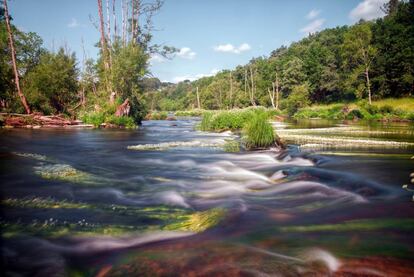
[1,119,414,276]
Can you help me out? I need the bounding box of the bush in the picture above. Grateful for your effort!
[379,105,394,114]
[346,109,363,120]
[243,110,276,149]
[105,115,136,128]
[199,109,256,131]
[283,84,310,116]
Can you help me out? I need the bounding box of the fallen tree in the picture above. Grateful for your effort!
[0,113,93,128]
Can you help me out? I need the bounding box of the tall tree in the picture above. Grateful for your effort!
[3,0,30,114]
[343,23,377,104]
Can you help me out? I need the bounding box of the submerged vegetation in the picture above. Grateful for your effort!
[0,196,226,238]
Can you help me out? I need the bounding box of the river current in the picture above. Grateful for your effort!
[1,118,414,276]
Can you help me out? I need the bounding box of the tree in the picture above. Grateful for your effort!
[342,23,377,104]
[3,0,30,114]
[23,48,78,115]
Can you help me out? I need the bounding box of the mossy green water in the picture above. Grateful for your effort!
[1,197,226,238]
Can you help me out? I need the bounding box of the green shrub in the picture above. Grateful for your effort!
[105,115,136,128]
[81,112,106,127]
[347,109,363,120]
[243,111,276,149]
[284,84,310,116]
[379,105,394,114]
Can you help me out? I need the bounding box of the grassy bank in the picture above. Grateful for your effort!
[293,98,414,121]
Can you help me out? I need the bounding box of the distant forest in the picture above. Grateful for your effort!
[144,0,413,112]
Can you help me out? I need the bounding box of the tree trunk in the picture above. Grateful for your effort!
[365,67,372,105]
[112,0,117,39]
[268,88,275,109]
[196,86,201,109]
[249,67,256,106]
[3,0,31,114]
[229,71,233,109]
[97,0,112,99]
[275,71,280,110]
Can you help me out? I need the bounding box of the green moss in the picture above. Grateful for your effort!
[34,164,92,183]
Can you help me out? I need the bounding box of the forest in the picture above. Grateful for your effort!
[144,0,414,120]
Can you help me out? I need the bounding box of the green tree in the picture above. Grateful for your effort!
[23,48,78,114]
[342,23,377,104]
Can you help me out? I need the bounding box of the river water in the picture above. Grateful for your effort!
[1,118,414,276]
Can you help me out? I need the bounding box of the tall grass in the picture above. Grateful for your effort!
[293,98,414,121]
[243,111,276,149]
[199,108,278,149]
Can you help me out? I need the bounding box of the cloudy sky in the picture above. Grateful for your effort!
[9,0,388,83]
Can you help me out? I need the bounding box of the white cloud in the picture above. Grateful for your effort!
[149,53,166,64]
[67,18,80,28]
[306,9,321,20]
[300,18,325,34]
[213,43,251,54]
[172,69,220,83]
[349,0,387,21]
[176,47,196,59]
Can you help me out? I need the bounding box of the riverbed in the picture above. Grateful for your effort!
[1,118,414,276]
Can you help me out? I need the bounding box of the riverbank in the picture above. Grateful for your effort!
[293,98,414,122]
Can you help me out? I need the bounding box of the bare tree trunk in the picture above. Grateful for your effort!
[275,71,280,110]
[121,0,126,45]
[229,71,233,109]
[3,0,31,114]
[249,67,256,106]
[196,86,201,109]
[112,0,117,39]
[106,0,111,43]
[244,69,248,98]
[268,88,275,108]
[97,0,111,95]
[365,67,372,105]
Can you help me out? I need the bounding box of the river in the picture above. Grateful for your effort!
[1,118,414,276]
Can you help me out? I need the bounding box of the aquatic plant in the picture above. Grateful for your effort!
[127,139,226,150]
[243,111,276,149]
[164,208,226,232]
[223,139,241,152]
[34,164,92,183]
[13,152,49,161]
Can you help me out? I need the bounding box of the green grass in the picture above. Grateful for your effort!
[293,97,414,121]
[81,112,137,128]
[199,108,278,150]
[243,110,276,149]
[174,109,206,116]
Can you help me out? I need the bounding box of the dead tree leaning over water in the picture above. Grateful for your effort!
[3,0,31,114]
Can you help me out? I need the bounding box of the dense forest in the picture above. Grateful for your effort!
[145,0,414,116]
[0,0,413,126]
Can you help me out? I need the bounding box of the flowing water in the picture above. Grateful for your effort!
[1,118,414,276]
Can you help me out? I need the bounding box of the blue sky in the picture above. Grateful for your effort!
[8,0,387,83]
